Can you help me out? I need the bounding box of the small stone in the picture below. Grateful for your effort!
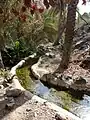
[55,113,65,120]
[45,53,50,57]
[24,91,33,99]
[49,53,55,58]
[0,85,4,89]
[8,97,15,102]
[6,88,22,97]
[6,102,15,110]
[26,108,32,112]
[5,97,8,100]
[85,56,90,61]
[34,112,37,117]
[50,77,58,86]
[65,75,72,80]
[5,97,15,110]
[74,76,87,84]
[35,101,38,103]
[45,52,55,58]
[45,64,49,67]
[43,102,47,106]
[0,77,4,85]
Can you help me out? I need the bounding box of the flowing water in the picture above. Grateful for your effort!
[16,66,90,120]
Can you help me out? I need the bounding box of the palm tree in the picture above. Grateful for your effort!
[55,0,79,73]
[53,9,66,46]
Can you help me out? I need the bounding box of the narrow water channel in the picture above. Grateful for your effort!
[16,66,90,120]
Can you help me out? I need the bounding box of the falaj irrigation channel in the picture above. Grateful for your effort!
[16,65,90,120]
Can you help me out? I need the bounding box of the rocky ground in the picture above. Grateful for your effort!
[0,24,90,120]
[0,76,57,120]
[31,24,90,94]
[0,76,81,120]
[0,89,55,120]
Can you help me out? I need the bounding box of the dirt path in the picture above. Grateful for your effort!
[1,99,56,120]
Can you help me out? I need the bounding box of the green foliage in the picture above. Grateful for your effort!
[54,91,79,111]
[43,8,58,42]
[0,69,9,78]
[16,66,35,90]
[18,8,58,45]
[76,10,90,27]
[2,39,35,66]
[2,8,58,66]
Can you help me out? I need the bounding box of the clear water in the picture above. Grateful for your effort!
[32,81,90,120]
[16,67,90,120]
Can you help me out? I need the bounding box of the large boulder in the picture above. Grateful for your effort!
[31,44,61,79]
[31,39,90,94]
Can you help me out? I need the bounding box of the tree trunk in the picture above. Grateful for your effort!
[53,13,66,46]
[55,0,79,73]
[53,3,66,46]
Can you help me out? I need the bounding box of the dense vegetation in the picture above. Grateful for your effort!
[0,0,89,69]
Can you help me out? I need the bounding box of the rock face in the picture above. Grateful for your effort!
[31,46,90,94]
[31,43,61,79]
[31,24,90,95]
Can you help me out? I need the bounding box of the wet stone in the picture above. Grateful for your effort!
[50,77,58,86]
[6,88,22,97]
[5,97,15,110]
